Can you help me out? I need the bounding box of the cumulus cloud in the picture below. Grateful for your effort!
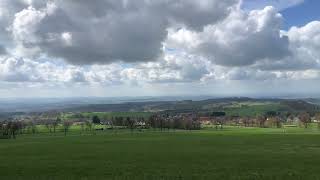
[121,52,211,83]
[165,5,320,81]
[287,21,320,58]
[252,21,320,71]
[0,57,43,82]
[3,0,239,65]
[0,56,89,83]
[1,0,320,96]
[167,6,290,67]
[164,0,239,30]
[0,52,212,85]
[0,0,25,47]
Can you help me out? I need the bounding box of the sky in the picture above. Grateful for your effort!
[0,0,320,98]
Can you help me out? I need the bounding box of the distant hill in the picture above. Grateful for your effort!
[0,97,319,117]
[63,98,320,116]
[281,100,320,111]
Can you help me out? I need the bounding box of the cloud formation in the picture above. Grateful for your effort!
[4,0,238,64]
[0,0,320,97]
[167,6,290,67]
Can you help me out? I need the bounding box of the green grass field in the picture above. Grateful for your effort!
[224,103,289,117]
[1,127,320,180]
[63,112,153,120]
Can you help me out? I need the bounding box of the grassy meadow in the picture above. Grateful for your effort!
[63,112,153,120]
[224,102,289,117]
[1,127,320,180]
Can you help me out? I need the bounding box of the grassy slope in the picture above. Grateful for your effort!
[76,103,286,118]
[61,100,318,118]
[224,103,289,117]
[1,128,320,180]
[63,112,153,120]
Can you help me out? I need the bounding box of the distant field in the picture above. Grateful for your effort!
[2,127,320,179]
[61,102,291,119]
[224,103,289,117]
[63,112,153,120]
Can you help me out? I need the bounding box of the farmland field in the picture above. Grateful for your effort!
[1,127,320,180]
[63,112,153,120]
[224,103,289,117]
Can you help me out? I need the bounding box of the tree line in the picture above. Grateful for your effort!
[1,111,319,139]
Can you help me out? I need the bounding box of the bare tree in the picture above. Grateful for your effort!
[242,117,250,127]
[85,120,93,135]
[0,122,8,138]
[52,117,61,134]
[45,120,53,133]
[30,121,37,135]
[126,117,135,133]
[185,116,193,131]
[5,121,21,139]
[315,113,320,129]
[277,116,282,128]
[80,122,85,135]
[286,113,295,124]
[63,121,72,136]
[231,116,241,127]
[299,112,311,128]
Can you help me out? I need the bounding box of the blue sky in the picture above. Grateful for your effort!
[281,0,320,29]
[243,0,320,29]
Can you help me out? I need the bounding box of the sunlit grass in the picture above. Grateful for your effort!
[1,127,320,180]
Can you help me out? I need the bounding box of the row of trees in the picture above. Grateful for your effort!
[206,111,315,129]
[0,121,23,139]
[1,110,319,139]
[41,116,101,136]
[148,114,201,131]
[2,112,202,139]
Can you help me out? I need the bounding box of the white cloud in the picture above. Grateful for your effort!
[2,0,239,65]
[0,0,320,97]
[0,57,43,82]
[167,6,290,67]
[12,6,46,44]
[287,21,320,58]
[61,32,72,46]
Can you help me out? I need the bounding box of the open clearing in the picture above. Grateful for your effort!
[1,128,320,180]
